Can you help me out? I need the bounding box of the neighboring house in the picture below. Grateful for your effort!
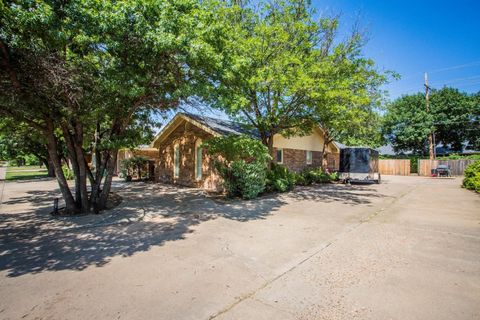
[149,112,340,191]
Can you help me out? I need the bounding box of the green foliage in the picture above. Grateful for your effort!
[222,160,268,199]
[202,135,271,164]
[300,168,332,184]
[383,87,480,155]
[437,154,480,160]
[462,161,480,193]
[204,136,270,199]
[329,171,339,181]
[209,0,389,151]
[0,119,52,166]
[120,156,149,181]
[266,164,296,192]
[266,165,335,192]
[62,166,74,180]
[0,0,225,212]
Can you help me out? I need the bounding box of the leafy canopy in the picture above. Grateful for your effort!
[383,88,479,154]
[208,0,389,151]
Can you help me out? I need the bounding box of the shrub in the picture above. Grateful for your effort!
[294,172,309,186]
[203,135,271,199]
[266,164,296,192]
[438,154,480,160]
[120,155,149,181]
[300,167,333,184]
[329,171,339,181]
[462,161,480,193]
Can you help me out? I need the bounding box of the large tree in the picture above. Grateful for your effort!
[209,0,387,163]
[0,0,221,213]
[383,87,479,155]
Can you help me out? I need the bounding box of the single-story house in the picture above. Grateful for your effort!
[148,112,340,191]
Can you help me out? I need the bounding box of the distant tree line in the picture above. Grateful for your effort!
[382,87,480,155]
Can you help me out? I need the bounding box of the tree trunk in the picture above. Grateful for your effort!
[45,125,78,214]
[46,158,55,177]
[62,125,83,209]
[320,131,330,170]
[73,123,89,212]
[61,122,90,213]
[98,150,118,210]
[261,132,275,167]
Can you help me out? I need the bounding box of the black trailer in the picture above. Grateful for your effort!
[339,147,380,184]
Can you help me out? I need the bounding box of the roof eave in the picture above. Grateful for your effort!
[150,113,221,148]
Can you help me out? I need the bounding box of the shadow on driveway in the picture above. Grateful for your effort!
[0,181,384,277]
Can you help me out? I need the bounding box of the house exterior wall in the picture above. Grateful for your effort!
[272,127,338,153]
[273,148,339,172]
[272,128,340,172]
[152,117,340,191]
[156,121,222,191]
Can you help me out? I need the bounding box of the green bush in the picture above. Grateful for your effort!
[438,154,480,160]
[266,164,296,192]
[462,161,480,193]
[300,167,333,184]
[218,160,268,199]
[294,172,309,186]
[120,155,149,181]
[203,135,271,199]
[329,171,339,181]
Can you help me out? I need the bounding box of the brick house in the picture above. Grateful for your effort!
[148,113,340,191]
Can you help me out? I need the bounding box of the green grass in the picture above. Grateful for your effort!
[6,165,44,171]
[5,166,48,180]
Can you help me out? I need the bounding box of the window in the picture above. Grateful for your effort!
[276,149,283,164]
[174,144,180,178]
[306,150,312,164]
[195,139,203,180]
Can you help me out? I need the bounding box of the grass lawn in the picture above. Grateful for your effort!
[6,166,48,181]
[6,165,45,171]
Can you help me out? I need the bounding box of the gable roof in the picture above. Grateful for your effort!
[151,112,259,148]
[184,113,260,138]
[151,112,341,153]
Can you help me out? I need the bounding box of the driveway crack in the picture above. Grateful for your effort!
[207,184,416,320]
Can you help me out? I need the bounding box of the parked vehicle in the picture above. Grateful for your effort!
[431,164,451,177]
[339,147,381,184]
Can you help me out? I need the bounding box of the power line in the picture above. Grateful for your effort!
[400,59,480,81]
[430,75,480,86]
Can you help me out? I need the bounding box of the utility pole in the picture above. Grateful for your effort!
[424,72,434,160]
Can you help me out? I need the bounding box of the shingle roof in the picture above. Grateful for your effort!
[181,112,260,138]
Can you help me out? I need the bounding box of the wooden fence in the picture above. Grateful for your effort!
[379,159,411,176]
[418,159,478,176]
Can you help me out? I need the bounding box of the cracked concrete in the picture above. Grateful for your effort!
[0,175,479,319]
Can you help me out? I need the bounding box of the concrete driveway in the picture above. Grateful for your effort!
[0,176,479,319]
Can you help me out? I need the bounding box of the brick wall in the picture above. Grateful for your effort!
[273,147,339,172]
[156,121,223,191]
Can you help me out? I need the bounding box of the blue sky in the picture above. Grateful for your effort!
[317,0,480,99]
